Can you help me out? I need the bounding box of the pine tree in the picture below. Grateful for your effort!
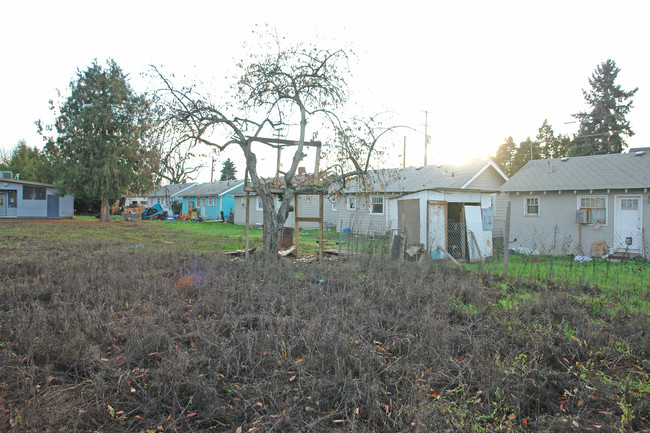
[46,59,155,220]
[573,59,637,155]
[536,120,562,159]
[494,137,517,176]
[219,158,237,181]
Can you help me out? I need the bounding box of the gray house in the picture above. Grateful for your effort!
[148,182,198,213]
[234,192,339,230]
[500,152,650,258]
[0,177,74,218]
[337,159,508,260]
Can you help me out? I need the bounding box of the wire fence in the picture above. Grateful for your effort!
[327,217,650,296]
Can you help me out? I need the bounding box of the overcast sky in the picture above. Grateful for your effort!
[1,0,647,181]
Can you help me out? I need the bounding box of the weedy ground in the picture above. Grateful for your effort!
[0,219,648,432]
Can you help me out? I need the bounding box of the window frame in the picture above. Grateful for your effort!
[347,196,356,211]
[330,197,337,212]
[578,195,608,225]
[523,196,540,216]
[22,185,46,200]
[256,197,264,211]
[369,195,384,215]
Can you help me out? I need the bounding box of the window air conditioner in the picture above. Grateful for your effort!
[576,209,589,224]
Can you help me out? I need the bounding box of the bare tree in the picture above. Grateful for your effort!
[154,34,397,254]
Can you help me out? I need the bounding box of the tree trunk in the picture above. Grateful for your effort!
[100,196,110,222]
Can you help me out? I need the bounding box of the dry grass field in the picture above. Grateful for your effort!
[0,219,648,432]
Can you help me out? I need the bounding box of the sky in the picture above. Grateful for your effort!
[1,0,648,182]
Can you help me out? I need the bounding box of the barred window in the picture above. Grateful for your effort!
[579,196,607,224]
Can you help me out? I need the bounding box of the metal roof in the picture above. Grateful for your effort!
[342,159,507,193]
[148,183,198,198]
[178,180,244,197]
[500,152,650,192]
[0,178,60,188]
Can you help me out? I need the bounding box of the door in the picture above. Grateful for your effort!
[464,205,493,261]
[0,193,6,216]
[398,199,420,246]
[427,201,447,259]
[47,195,59,217]
[614,196,642,253]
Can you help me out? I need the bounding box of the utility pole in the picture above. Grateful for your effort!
[403,136,406,168]
[210,156,215,182]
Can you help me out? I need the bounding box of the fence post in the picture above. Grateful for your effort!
[503,201,511,278]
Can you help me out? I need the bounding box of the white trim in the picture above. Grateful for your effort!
[523,196,540,216]
[577,195,608,225]
[460,160,509,189]
[347,196,356,211]
[369,195,385,215]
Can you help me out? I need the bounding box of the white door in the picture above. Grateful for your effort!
[427,201,447,259]
[614,196,642,253]
[464,205,493,261]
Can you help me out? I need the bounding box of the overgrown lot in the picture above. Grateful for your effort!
[1,220,649,432]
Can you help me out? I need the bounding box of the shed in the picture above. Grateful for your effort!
[337,159,508,261]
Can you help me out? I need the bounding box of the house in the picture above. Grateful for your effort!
[233,191,339,230]
[148,182,198,214]
[500,152,650,258]
[178,180,245,220]
[337,159,508,260]
[0,176,74,218]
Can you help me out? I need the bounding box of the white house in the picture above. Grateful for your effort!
[500,151,650,258]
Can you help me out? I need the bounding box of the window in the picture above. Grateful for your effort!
[257,197,264,210]
[8,190,16,207]
[23,185,46,200]
[370,196,384,214]
[579,196,607,224]
[347,196,356,211]
[330,197,338,211]
[620,198,638,211]
[524,197,539,216]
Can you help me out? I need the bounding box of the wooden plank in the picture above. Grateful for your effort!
[468,230,485,263]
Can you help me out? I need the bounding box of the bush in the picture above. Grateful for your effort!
[0,243,648,432]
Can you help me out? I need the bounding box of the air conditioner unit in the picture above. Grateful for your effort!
[576,209,589,224]
[1,171,13,179]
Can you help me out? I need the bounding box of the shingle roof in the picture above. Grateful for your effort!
[500,152,650,192]
[178,180,244,197]
[343,159,506,193]
[148,183,198,198]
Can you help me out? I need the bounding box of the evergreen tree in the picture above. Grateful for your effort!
[494,136,517,176]
[510,137,540,175]
[219,158,237,181]
[0,141,45,181]
[536,119,562,159]
[573,59,637,155]
[44,59,156,221]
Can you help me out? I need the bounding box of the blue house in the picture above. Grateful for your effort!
[179,180,245,220]
[0,177,74,218]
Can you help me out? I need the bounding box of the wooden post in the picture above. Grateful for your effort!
[294,194,300,258]
[319,192,324,262]
[503,201,511,277]
[469,230,484,263]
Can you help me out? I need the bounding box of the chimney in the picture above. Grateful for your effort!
[298,167,306,176]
